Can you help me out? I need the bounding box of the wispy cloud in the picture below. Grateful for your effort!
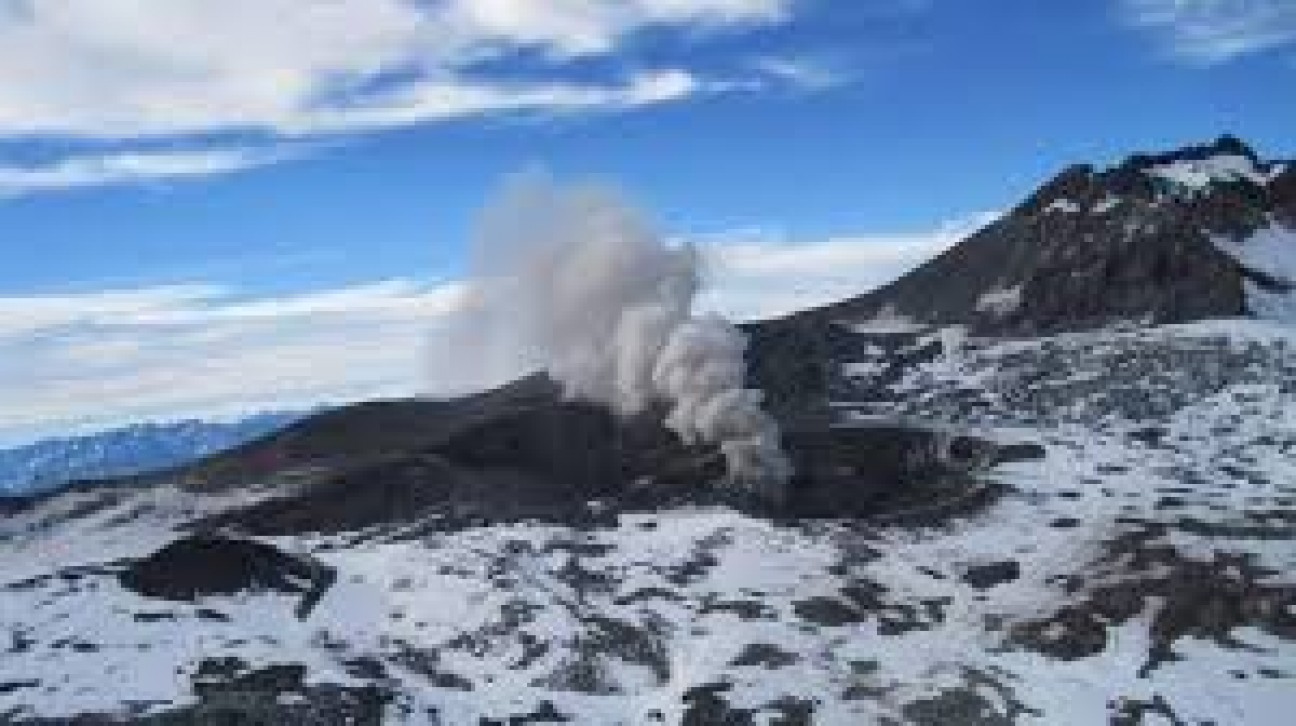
[698,211,999,320]
[0,280,473,444]
[0,0,807,194]
[1121,0,1296,64]
[0,0,790,140]
[0,145,300,196]
[0,213,993,444]
[749,56,848,90]
[286,69,709,135]
[0,284,222,341]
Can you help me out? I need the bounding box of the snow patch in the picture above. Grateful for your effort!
[976,285,1022,315]
[1093,196,1121,214]
[1045,198,1081,214]
[841,360,886,378]
[1145,154,1272,189]
[1213,223,1296,322]
[846,305,926,333]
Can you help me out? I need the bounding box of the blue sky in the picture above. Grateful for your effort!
[1,0,1294,443]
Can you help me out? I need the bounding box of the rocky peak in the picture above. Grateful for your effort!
[1118,135,1282,197]
[1126,134,1261,170]
[775,136,1296,339]
[1018,164,1099,216]
[1027,136,1287,214]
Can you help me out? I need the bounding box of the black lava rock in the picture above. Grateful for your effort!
[961,561,1022,590]
[118,534,335,619]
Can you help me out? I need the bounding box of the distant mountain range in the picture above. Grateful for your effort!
[0,412,301,496]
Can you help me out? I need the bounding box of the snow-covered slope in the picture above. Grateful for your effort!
[1216,223,1296,321]
[1,320,1292,725]
[0,413,300,496]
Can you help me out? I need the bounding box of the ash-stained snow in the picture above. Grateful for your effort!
[2,321,1294,724]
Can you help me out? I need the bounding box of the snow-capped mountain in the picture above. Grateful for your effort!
[0,413,301,497]
[802,135,1295,335]
[1,139,1293,725]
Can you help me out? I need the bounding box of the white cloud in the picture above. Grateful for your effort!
[0,0,789,140]
[0,146,299,196]
[698,211,999,320]
[1121,0,1296,64]
[433,0,790,58]
[283,69,708,136]
[749,56,847,90]
[0,280,475,444]
[0,0,796,192]
[0,213,995,445]
[0,284,222,341]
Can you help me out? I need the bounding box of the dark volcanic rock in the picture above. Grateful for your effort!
[729,643,800,669]
[119,534,335,618]
[192,381,1010,535]
[180,660,387,725]
[430,397,710,509]
[480,700,572,724]
[781,425,998,519]
[9,660,390,725]
[792,596,866,626]
[1012,606,1111,660]
[743,316,866,424]
[197,455,465,535]
[772,136,1294,337]
[247,423,995,532]
[678,684,814,726]
[681,683,754,726]
[902,688,1015,726]
[161,375,563,493]
[1010,526,1296,671]
[962,560,1021,590]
